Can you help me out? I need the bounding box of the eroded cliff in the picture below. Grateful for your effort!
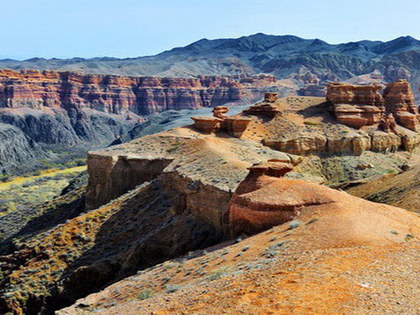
[0,69,285,175]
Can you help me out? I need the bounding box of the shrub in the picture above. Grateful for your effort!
[207,267,231,281]
[288,220,301,230]
[137,289,155,300]
[405,233,414,241]
[304,121,322,126]
[165,284,180,293]
[241,245,250,252]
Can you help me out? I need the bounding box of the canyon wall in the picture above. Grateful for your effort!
[0,69,278,115]
[0,69,281,175]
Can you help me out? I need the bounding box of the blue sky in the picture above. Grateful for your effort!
[1,0,419,59]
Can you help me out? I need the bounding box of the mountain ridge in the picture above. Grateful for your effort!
[1,33,418,99]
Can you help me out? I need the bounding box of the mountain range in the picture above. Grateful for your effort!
[1,33,420,95]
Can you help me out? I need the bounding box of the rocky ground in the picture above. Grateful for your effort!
[59,209,419,314]
[0,95,419,314]
[346,162,420,213]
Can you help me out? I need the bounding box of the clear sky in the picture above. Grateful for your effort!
[1,0,419,59]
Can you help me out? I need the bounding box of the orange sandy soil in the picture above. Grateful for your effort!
[59,210,420,314]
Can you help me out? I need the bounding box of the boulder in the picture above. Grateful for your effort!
[264,92,278,102]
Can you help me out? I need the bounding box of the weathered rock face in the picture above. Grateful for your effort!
[383,79,415,107]
[333,104,384,128]
[191,116,223,134]
[328,80,420,133]
[86,153,173,210]
[326,82,384,106]
[383,79,419,131]
[0,69,280,115]
[228,159,419,236]
[228,161,306,235]
[0,69,283,175]
[192,106,252,137]
[0,123,44,175]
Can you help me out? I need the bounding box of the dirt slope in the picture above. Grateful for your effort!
[347,164,420,213]
[59,188,420,314]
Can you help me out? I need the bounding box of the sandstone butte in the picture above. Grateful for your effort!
[1,82,420,314]
[0,68,281,115]
[327,79,419,131]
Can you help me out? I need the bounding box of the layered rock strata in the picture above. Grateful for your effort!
[192,105,252,137]
[0,69,283,175]
[228,159,420,236]
[0,69,281,115]
[327,80,420,131]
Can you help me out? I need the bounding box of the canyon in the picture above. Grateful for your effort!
[0,69,283,175]
[0,84,419,313]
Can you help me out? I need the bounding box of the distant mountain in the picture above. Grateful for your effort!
[0,34,419,95]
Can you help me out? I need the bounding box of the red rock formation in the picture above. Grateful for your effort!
[228,158,420,236]
[191,116,223,134]
[212,106,229,118]
[264,92,278,103]
[334,104,384,128]
[192,105,251,137]
[223,117,252,137]
[328,80,419,132]
[243,103,280,117]
[383,80,419,131]
[379,113,398,134]
[0,69,279,116]
[383,79,415,107]
[228,160,300,235]
[326,82,384,105]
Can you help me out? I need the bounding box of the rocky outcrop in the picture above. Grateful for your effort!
[192,106,251,137]
[383,79,415,108]
[333,104,384,128]
[0,123,44,175]
[327,82,384,106]
[86,153,173,210]
[228,158,419,236]
[243,102,280,117]
[383,79,419,131]
[328,80,420,132]
[191,116,223,134]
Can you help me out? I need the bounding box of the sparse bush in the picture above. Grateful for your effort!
[288,220,301,230]
[241,245,250,252]
[207,267,231,281]
[304,121,322,126]
[405,233,414,241]
[165,284,180,293]
[137,289,155,300]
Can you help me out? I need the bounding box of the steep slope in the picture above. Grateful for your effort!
[346,164,420,213]
[58,162,420,314]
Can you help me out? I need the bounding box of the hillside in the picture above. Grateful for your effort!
[347,163,420,213]
[0,91,419,313]
[1,34,420,96]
